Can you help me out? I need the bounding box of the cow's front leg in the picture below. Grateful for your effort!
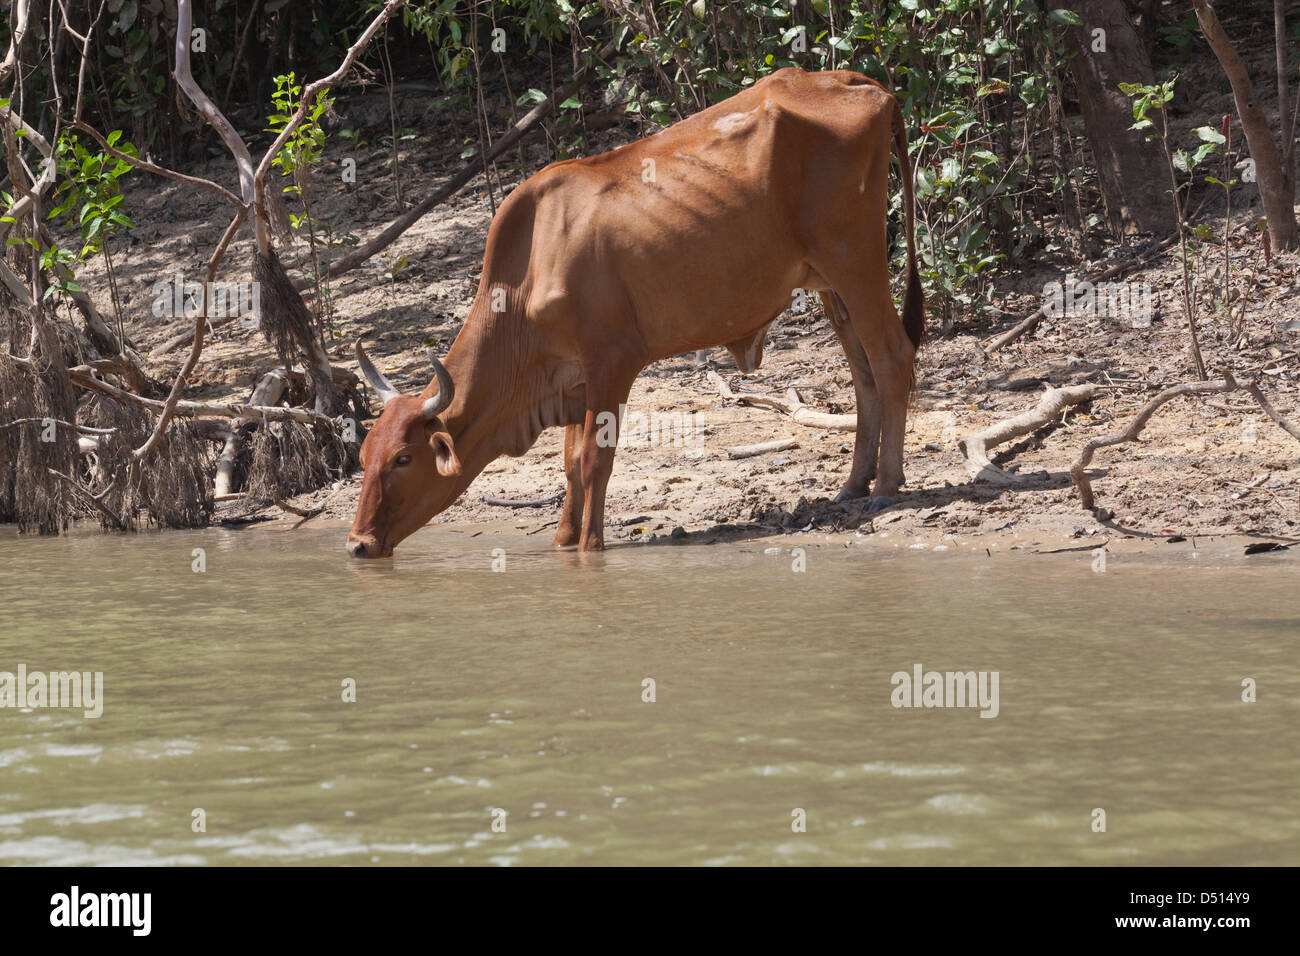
[578,371,638,551]
[554,423,585,549]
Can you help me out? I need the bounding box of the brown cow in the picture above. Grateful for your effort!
[347,67,922,558]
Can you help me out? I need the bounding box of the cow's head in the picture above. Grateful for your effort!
[347,340,462,558]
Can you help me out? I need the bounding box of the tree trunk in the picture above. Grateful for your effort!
[1054,0,1178,236]
[1192,0,1298,251]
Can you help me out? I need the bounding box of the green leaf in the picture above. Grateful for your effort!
[1048,9,1083,27]
[1191,142,1219,165]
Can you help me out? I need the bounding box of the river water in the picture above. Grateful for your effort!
[0,523,1295,865]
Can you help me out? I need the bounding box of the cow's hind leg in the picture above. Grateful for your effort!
[843,284,913,511]
[820,291,880,501]
[554,423,585,549]
[810,267,914,511]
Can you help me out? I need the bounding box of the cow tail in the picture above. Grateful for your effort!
[892,96,924,351]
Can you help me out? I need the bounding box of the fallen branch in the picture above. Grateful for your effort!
[959,384,1103,484]
[1071,375,1238,511]
[707,370,855,431]
[1244,381,1300,441]
[481,489,565,508]
[726,438,799,459]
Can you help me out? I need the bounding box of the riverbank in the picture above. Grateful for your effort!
[57,87,1300,548]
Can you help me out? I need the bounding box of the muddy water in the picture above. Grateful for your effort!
[0,522,1295,865]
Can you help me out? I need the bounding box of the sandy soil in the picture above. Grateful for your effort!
[59,81,1300,554]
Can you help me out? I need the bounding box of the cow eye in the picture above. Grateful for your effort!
[395,454,412,466]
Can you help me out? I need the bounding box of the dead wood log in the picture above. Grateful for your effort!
[213,369,289,498]
[726,438,799,459]
[481,490,565,508]
[958,384,1103,484]
[707,370,856,431]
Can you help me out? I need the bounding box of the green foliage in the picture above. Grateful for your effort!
[103,0,171,153]
[1120,79,1223,192]
[46,131,137,263]
[268,72,334,204]
[1158,11,1201,50]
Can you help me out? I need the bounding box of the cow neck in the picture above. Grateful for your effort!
[431,310,530,495]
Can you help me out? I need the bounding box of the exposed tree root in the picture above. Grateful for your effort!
[959,384,1103,484]
[1244,381,1300,442]
[273,482,346,522]
[1071,376,1240,512]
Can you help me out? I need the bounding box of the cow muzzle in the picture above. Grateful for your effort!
[346,534,391,559]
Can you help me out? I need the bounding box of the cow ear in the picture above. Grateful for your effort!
[429,431,461,478]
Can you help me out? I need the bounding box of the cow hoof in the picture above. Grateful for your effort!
[833,489,865,503]
[865,496,896,513]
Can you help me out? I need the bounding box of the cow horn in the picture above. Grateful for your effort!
[420,350,455,420]
[355,338,402,406]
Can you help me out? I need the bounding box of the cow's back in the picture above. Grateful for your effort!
[499,69,898,359]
